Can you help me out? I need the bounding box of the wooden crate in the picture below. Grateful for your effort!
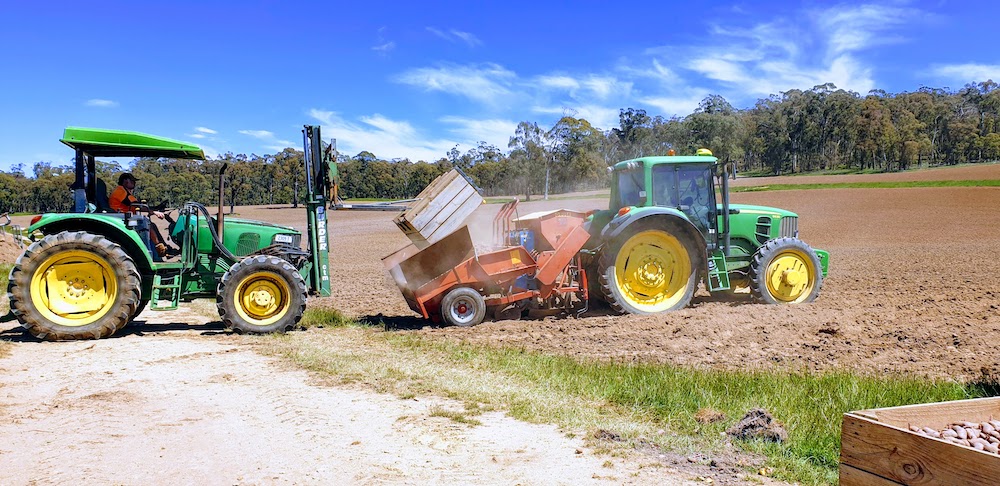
[393,169,482,249]
[841,396,1000,485]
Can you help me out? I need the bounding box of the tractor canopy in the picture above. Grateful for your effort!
[61,127,205,159]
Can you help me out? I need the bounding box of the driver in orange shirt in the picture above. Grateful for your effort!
[110,173,173,258]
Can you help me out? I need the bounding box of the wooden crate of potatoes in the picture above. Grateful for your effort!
[841,396,1000,485]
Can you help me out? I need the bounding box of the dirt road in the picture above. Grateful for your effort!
[0,309,691,485]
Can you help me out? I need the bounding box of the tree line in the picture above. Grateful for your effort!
[3,80,1000,213]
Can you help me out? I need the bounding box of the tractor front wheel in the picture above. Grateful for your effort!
[7,231,141,340]
[599,225,700,314]
[440,287,486,327]
[749,237,823,304]
[217,255,307,334]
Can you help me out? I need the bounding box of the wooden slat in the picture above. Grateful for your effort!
[423,185,481,242]
[840,463,904,486]
[841,412,1000,485]
[393,169,483,248]
[854,397,1000,430]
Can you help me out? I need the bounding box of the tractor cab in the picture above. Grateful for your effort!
[607,153,721,249]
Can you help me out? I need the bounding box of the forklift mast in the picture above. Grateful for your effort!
[302,125,332,297]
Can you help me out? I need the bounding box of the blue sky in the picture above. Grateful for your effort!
[1,0,998,173]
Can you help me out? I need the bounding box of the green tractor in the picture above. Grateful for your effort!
[588,150,829,314]
[7,125,334,341]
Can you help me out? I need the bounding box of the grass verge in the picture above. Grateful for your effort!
[254,319,989,485]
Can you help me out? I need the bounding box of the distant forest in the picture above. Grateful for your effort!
[5,81,1000,213]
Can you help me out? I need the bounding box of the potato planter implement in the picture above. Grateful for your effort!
[384,150,829,327]
[8,126,334,340]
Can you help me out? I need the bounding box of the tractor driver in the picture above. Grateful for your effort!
[109,173,174,259]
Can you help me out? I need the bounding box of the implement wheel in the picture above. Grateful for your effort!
[599,224,700,314]
[217,255,307,334]
[440,287,486,327]
[749,237,823,304]
[7,231,141,340]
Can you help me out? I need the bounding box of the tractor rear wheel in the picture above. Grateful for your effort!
[7,231,141,340]
[749,237,823,304]
[217,255,307,334]
[440,287,486,327]
[599,224,700,314]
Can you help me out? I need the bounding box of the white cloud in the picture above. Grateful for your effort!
[644,2,915,102]
[426,27,448,40]
[309,109,457,162]
[582,76,631,100]
[188,133,206,139]
[426,27,482,47]
[439,116,516,150]
[640,93,710,118]
[933,63,1000,83]
[199,144,220,159]
[395,63,515,105]
[537,74,631,101]
[537,75,579,90]
[816,4,916,56]
[372,26,394,55]
[195,127,217,134]
[85,99,118,108]
[531,104,621,132]
[450,30,481,47]
[239,129,275,139]
[264,143,296,152]
[372,41,395,54]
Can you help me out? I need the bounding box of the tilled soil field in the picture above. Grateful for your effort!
[7,164,999,380]
[303,164,1000,382]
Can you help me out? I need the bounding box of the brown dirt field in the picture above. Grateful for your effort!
[731,161,1000,186]
[301,174,1000,382]
[5,164,999,381]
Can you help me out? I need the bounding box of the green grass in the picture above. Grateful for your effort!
[261,321,988,485]
[731,179,1000,192]
[299,307,353,329]
[0,262,11,290]
[389,337,978,484]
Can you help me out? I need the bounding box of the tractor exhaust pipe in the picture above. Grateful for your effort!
[217,163,228,241]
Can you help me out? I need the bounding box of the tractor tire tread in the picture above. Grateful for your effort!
[217,255,307,334]
[749,237,823,304]
[7,231,140,341]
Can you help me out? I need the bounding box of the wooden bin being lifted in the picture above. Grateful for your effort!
[394,169,483,249]
[841,396,1000,485]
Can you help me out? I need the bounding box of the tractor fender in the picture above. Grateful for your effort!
[600,207,708,264]
[31,215,155,273]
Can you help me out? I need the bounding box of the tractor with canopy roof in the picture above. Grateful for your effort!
[7,125,334,340]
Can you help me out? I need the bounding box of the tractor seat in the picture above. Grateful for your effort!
[94,178,113,213]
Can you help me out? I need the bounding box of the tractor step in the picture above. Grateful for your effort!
[150,274,182,310]
[707,250,731,292]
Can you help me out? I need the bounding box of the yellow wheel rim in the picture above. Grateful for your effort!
[234,271,290,327]
[28,250,117,327]
[764,249,817,303]
[614,230,691,312]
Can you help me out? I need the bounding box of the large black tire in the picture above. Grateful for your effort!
[439,287,486,327]
[7,231,141,341]
[127,299,150,326]
[749,237,823,304]
[217,255,307,334]
[599,222,701,315]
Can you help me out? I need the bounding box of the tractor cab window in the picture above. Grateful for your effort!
[615,167,645,207]
[651,164,715,232]
[677,165,714,231]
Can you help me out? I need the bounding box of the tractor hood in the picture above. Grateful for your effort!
[728,203,798,219]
